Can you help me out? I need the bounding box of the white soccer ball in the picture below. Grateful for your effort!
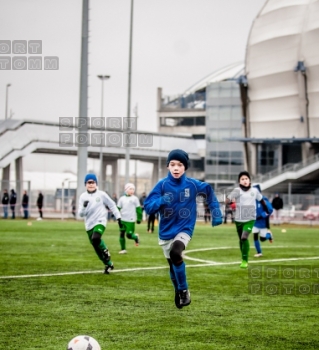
[67,335,101,350]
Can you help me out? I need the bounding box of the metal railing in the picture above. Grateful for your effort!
[162,92,206,110]
[252,153,319,183]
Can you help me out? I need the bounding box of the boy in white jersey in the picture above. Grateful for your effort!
[226,171,269,268]
[78,174,123,274]
[117,183,142,254]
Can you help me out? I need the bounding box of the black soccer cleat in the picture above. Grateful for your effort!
[104,263,114,274]
[102,249,111,264]
[179,289,191,307]
[175,291,183,309]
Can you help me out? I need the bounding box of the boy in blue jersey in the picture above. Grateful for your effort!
[252,185,274,257]
[144,149,223,309]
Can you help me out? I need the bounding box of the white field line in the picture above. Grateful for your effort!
[1,247,319,280]
[183,246,319,264]
[184,256,319,266]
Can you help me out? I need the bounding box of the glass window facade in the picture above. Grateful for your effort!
[256,143,302,174]
[160,116,205,127]
[205,81,244,183]
[257,144,278,173]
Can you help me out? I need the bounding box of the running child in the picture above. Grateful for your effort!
[144,149,223,309]
[117,183,143,254]
[225,171,269,268]
[252,185,273,257]
[78,173,122,274]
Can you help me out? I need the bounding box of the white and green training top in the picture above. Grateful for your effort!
[78,190,121,231]
[228,187,262,222]
[117,195,141,222]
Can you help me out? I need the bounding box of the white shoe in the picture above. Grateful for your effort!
[254,253,263,257]
[37,217,42,221]
[119,250,127,254]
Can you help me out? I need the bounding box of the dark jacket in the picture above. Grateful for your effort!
[272,196,283,210]
[22,194,29,208]
[139,195,146,208]
[2,192,9,205]
[37,193,44,206]
[9,190,17,205]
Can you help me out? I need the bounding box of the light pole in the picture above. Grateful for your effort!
[125,0,134,184]
[5,84,11,120]
[61,178,70,220]
[97,75,110,189]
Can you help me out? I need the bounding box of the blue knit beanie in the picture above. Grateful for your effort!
[166,149,189,170]
[84,173,98,184]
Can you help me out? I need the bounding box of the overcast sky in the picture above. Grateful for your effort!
[0,0,266,177]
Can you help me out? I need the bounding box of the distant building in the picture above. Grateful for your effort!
[157,62,245,189]
[157,0,319,194]
[243,0,319,176]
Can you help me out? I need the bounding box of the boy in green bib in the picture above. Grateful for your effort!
[78,174,122,273]
[226,171,269,268]
[117,183,143,254]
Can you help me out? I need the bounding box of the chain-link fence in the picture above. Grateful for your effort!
[1,179,319,224]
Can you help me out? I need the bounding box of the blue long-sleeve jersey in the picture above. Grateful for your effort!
[255,196,273,229]
[144,172,222,240]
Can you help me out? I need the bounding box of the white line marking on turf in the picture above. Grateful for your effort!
[0,265,169,279]
[186,256,319,267]
[184,246,319,264]
[1,245,319,280]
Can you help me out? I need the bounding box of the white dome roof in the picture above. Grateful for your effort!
[183,61,244,96]
[246,0,319,138]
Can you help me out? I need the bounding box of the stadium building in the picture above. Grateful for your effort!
[1,0,319,214]
[157,62,245,189]
[158,0,319,198]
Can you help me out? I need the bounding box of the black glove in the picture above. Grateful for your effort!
[136,220,141,224]
[83,200,89,208]
[117,218,123,229]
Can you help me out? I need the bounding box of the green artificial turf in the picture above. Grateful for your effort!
[0,220,318,349]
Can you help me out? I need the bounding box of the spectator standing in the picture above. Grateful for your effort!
[139,192,147,221]
[2,189,9,219]
[271,193,283,225]
[223,199,236,224]
[71,197,76,218]
[204,201,211,223]
[21,190,29,219]
[9,189,17,219]
[112,193,118,204]
[147,213,156,233]
[37,191,44,220]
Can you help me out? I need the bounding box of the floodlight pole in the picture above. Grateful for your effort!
[97,75,110,189]
[76,0,89,220]
[125,0,134,184]
[61,178,69,220]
